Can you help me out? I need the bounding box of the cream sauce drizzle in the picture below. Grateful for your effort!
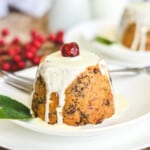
[34,50,111,124]
[121,2,150,51]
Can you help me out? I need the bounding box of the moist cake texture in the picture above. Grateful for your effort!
[32,49,114,126]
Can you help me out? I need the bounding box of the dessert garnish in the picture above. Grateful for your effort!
[0,95,32,119]
[61,42,80,57]
[94,36,115,45]
[0,28,64,72]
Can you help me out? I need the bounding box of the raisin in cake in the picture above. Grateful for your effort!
[32,42,114,126]
[118,2,150,51]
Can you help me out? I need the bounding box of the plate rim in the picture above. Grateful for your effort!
[64,18,150,66]
[11,112,150,136]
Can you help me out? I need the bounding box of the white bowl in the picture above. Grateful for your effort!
[65,18,150,67]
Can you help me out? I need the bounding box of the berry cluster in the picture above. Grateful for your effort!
[0,28,64,72]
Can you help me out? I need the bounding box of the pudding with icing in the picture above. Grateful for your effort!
[118,2,150,51]
[32,42,114,126]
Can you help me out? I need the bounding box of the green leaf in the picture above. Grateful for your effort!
[0,95,32,119]
[94,36,115,45]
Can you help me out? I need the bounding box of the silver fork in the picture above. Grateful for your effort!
[1,65,150,94]
[1,71,34,93]
[110,65,150,76]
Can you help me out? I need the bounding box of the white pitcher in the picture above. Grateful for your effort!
[49,0,91,33]
[92,0,129,21]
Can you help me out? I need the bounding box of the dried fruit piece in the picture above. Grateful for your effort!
[61,42,80,57]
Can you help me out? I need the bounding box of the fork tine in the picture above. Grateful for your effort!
[1,70,34,93]
[6,77,33,88]
[4,75,33,86]
[5,79,33,93]
[1,71,34,82]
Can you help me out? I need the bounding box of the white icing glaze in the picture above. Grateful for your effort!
[99,59,112,91]
[33,50,110,124]
[32,93,128,127]
[99,59,109,77]
[131,22,140,50]
[119,2,150,51]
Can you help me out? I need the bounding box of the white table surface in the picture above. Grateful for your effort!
[0,118,149,150]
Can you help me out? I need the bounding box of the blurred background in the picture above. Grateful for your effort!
[0,0,147,72]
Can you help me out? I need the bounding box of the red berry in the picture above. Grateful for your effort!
[48,34,56,42]
[38,35,46,43]
[12,37,20,44]
[31,29,38,39]
[61,42,80,57]
[11,65,18,72]
[1,28,9,37]
[30,47,37,53]
[17,61,25,69]
[57,30,64,37]
[24,44,37,53]
[13,55,22,62]
[0,39,5,46]
[56,30,64,44]
[32,40,41,49]
[0,49,3,54]
[56,35,63,44]
[32,56,42,65]
[2,62,11,71]
[0,57,2,63]
[24,44,32,50]
[15,47,22,53]
[8,48,16,56]
[25,51,34,59]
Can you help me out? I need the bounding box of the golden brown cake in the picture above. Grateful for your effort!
[32,43,114,126]
[118,2,150,51]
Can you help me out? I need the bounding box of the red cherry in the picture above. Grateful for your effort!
[1,28,9,37]
[12,37,20,44]
[2,62,11,71]
[61,42,80,57]
[25,51,34,59]
[17,61,26,69]
[32,56,42,65]
[48,34,56,42]
[0,39,5,46]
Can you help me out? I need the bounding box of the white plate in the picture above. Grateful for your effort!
[65,18,150,67]
[0,67,150,149]
[0,67,150,137]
